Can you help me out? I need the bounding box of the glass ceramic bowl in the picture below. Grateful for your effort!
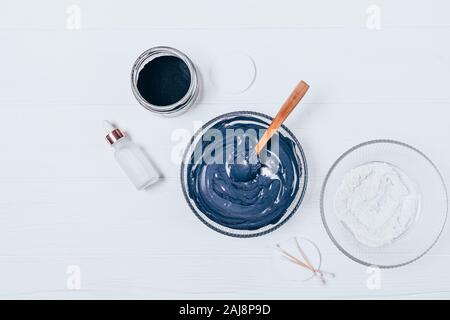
[321,140,448,268]
[180,111,308,237]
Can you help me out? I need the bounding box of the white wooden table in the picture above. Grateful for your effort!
[1,0,450,299]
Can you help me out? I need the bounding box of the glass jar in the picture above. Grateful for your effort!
[131,46,199,116]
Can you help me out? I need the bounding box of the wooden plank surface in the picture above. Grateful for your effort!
[0,0,449,299]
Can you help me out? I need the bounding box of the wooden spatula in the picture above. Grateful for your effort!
[255,80,309,155]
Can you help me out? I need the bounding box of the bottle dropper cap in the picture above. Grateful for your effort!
[104,120,125,145]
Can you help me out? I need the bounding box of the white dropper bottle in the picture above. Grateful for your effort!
[104,121,159,190]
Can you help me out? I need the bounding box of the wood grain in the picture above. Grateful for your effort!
[0,0,449,299]
[255,81,309,154]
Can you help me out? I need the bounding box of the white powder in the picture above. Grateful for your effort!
[334,162,420,247]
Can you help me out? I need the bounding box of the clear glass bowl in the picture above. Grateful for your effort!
[180,111,308,237]
[321,140,448,268]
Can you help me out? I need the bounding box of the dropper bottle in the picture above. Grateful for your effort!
[104,121,159,190]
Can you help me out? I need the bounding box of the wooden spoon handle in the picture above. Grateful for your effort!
[255,80,309,155]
